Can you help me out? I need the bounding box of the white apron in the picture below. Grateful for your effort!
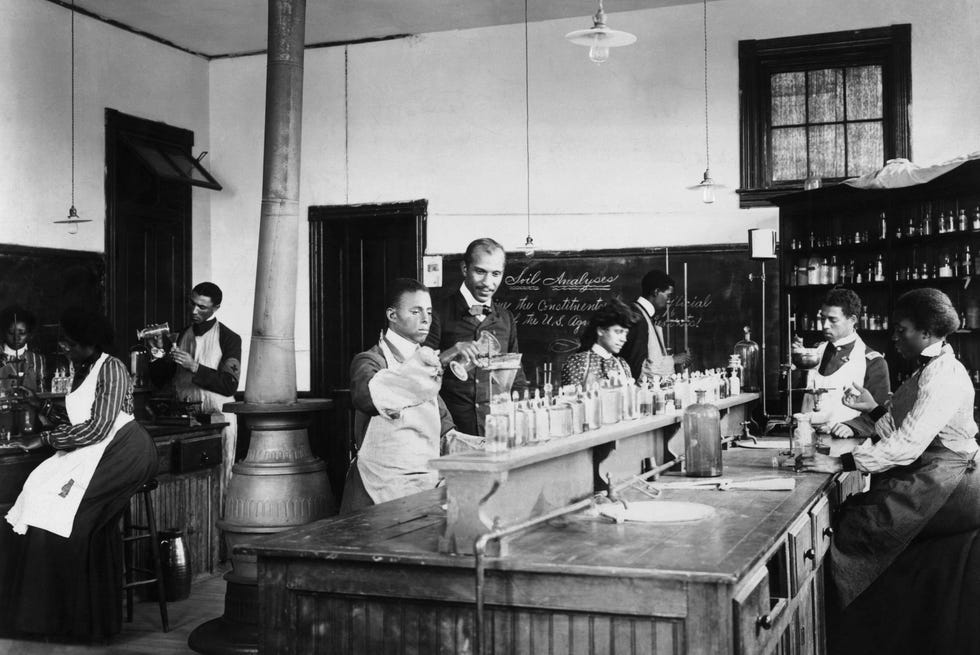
[638,305,673,379]
[174,323,237,499]
[6,353,133,537]
[357,338,442,504]
[801,337,868,426]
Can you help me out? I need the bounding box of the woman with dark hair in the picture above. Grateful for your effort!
[0,307,158,641]
[561,299,638,388]
[0,305,45,393]
[802,288,980,654]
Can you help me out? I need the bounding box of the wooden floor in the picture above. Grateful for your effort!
[0,573,227,655]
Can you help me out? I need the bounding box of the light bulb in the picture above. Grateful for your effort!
[589,36,610,64]
[701,183,715,204]
[69,221,79,235]
[523,235,536,259]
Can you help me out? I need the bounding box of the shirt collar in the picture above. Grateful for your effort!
[920,341,944,358]
[832,333,858,348]
[2,344,26,358]
[384,329,419,361]
[459,283,490,310]
[636,296,655,317]
[590,343,614,360]
[192,318,218,337]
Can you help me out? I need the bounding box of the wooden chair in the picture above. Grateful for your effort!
[122,479,169,632]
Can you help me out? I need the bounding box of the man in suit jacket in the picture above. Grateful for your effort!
[794,287,890,438]
[340,278,457,514]
[621,270,691,380]
[425,238,528,435]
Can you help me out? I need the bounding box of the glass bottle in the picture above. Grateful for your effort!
[828,255,839,284]
[973,207,980,232]
[792,413,815,458]
[879,212,887,240]
[959,208,968,232]
[874,253,885,281]
[684,390,723,478]
[733,326,760,392]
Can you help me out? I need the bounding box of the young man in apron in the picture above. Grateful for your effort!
[802,288,980,653]
[793,288,890,437]
[148,282,241,510]
[341,278,475,515]
[621,269,691,380]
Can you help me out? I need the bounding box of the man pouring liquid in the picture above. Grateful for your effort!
[792,288,890,437]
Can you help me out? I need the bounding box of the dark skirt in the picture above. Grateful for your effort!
[0,420,158,640]
[830,443,980,655]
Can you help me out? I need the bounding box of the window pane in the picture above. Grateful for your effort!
[846,65,883,120]
[771,72,806,126]
[847,121,884,175]
[808,124,845,177]
[807,69,844,123]
[771,127,808,180]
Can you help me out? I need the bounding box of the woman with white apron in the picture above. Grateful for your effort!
[802,289,980,655]
[0,308,157,641]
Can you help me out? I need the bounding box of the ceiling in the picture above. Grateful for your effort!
[64,0,705,59]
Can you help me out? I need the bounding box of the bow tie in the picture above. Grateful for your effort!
[918,354,934,369]
[469,304,491,317]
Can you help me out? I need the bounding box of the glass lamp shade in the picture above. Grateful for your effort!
[53,204,92,234]
[566,26,636,64]
[688,170,725,204]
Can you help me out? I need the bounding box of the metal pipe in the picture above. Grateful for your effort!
[472,456,683,655]
[759,260,767,417]
[683,262,689,357]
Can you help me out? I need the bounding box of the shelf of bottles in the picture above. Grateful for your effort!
[776,169,980,417]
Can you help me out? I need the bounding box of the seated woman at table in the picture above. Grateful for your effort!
[802,288,980,655]
[561,299,638,388]
[0,307,157,641]
[0,305,45,393]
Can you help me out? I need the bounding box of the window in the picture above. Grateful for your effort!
[738,25,910,207]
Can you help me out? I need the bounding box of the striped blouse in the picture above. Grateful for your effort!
[41,354,135,451]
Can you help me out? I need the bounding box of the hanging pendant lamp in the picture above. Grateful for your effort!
[54,0,91,234]
[687,0,724,203]
[565,0,636,65]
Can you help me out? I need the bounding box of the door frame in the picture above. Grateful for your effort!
[308,200,427,398]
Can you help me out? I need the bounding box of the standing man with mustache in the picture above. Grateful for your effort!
[792,287,890,437]
[425,238,527,435]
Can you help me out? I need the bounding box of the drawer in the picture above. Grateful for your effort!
[734,550,790,655]
[809,495,833,561]
[833,470,865,506]
[172,433,222,474]
[788,513,814,594]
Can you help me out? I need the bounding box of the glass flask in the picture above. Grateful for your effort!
[734,326,761,392]
[683,390,723,477]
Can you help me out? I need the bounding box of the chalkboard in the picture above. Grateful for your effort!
[0,244,105,356]
[436,245,779,389]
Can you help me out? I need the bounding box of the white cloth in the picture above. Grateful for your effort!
[801,336,868,426]
[174,322,237,496]
[357,340,443,504]
[6,353,132,537]
[636,298,672,378]
[844,153,980,189]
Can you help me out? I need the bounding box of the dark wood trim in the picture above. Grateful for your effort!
[738,24,912,208]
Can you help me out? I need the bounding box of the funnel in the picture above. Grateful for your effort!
[487,353,523,398]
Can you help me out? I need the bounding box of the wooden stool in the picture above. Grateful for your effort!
[122,479,169,632]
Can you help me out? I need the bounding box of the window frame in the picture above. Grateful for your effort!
[737,24,911,208]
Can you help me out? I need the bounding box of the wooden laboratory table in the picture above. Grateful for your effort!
[249,425,867,654]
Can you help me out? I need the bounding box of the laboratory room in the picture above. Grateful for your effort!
[2,0,979,653]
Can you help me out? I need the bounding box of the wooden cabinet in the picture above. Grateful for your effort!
[773,159,980,407]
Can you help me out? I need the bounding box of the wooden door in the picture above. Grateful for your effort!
[309,201,426,499]
[105,109,192,357]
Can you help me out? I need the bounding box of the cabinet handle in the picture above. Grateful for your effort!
[823,526,834,538]
[757,613,775,630]
[200,453,210,465]
[755,597,786,632]
[804,548,816,561]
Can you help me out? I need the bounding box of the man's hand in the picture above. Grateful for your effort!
[829,423,855,438]
[799,452,843,474]
[673,350,692,368]
[12,386,41,409]
[171,349,199,373]
[791,335,804,353]
[17,436,45,451]
[842,383,876,413]
[451,340,483,363]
